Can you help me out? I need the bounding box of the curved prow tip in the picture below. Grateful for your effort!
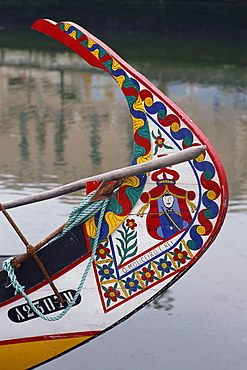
[30,19,108,72]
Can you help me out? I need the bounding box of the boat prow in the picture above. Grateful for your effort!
[0,19,228,370]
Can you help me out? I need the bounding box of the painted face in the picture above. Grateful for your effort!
[163,193,174,209]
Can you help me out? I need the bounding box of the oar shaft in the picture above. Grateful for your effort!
[2,145,206,210]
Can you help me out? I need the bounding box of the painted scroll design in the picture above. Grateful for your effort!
[93,85,221,312]
[56,22,222,312]
[94,165,220,313]
[139,86,221,250]
[57,22,151,242]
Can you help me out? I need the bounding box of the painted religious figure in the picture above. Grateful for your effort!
[138,168,196,241]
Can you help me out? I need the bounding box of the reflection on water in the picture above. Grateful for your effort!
[0,53,132,186]
[89,113,103,166]
[146,290,174,312]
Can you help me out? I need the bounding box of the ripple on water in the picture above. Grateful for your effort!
[228,195,247,213]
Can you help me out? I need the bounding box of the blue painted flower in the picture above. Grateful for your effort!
[98,264,114,280]
[158,257,173,274]
[124,277,140,294]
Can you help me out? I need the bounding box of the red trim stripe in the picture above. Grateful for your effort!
[0,330,100,346]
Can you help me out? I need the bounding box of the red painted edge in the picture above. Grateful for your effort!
[0,330,100,346]
[31,19,108,72]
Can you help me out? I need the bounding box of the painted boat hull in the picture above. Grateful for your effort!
[0,19,228,369]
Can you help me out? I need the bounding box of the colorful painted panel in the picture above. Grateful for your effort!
[30,20,228,312]
[56,22,152,242]
[94,79,225,312]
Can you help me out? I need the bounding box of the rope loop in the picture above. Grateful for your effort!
[2,192,110,321]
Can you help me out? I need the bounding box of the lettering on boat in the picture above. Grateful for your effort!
[120,240,174,275]
[8,290,81,323]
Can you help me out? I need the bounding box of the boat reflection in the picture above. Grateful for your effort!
[146,290,174,312]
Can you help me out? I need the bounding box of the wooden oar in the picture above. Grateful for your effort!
[2,145,206,210]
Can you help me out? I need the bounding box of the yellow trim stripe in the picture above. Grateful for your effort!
[0,335,92,370]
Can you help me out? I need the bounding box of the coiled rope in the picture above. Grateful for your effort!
[2,193,110,321]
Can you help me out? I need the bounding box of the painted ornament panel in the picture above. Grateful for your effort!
[93,77,223,312]
[29,20,226,314]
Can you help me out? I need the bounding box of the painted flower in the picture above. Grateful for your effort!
[98,264,114,280]
[152,129,174,155]
[155,136,165,148]
[124,277,140,294]
[96,243,110,260]
[104,286,121,303]
[172,247,189,266]
[140,267,155,284]
[158,257,173,274]
[126,218,137,230]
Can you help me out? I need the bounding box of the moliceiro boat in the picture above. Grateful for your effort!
[0,19,228,370]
